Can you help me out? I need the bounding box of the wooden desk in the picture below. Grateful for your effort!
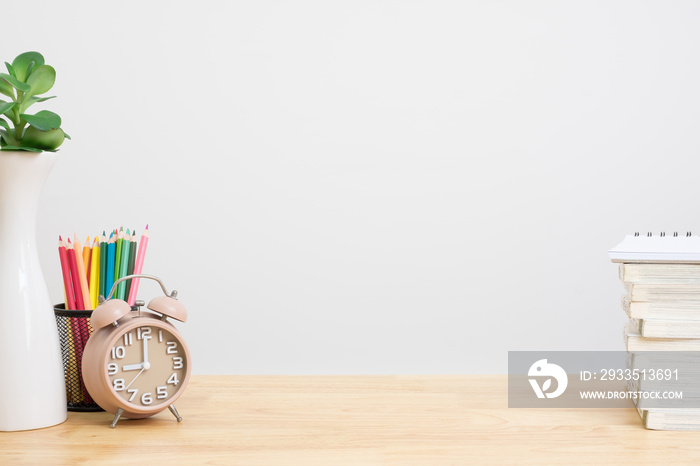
[1,375,697,464]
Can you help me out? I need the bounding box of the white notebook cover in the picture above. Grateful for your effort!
[609,234,700,263]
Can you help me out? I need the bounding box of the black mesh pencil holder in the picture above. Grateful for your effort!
[53,304,103,412]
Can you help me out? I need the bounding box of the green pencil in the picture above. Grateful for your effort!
[114,227,123,283]
[99,231,107,298]
[124,231,137,298]
[116,229,131,300]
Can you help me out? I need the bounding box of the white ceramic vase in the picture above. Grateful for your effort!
[0,150,66,431]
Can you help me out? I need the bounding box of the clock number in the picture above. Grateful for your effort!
[127,388,138,402]
[108,363,118,375]
[166,341,178,354]
[141,393,153,405]
[159,330,163,343]
[157,386,168,400]
[173,357,183,370]
[137,327,151,340]
[111,346,126,359]
[113,379,125,391]
[167,373,179,385]
[123,332,133,346]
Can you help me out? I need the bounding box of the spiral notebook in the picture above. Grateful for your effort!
[609,232,700,263]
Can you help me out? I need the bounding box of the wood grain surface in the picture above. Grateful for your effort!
[0,375,696,465]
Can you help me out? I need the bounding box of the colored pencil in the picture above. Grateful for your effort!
[127,225,149,306]
[73,234,93,311]
[89,237,100,309]
[114,227,124,283]
[105,233,115,298]
[70,236,93,402]
[82,237,91,280]
[59,226,152,307]
[58,236,77,311]
[63,238,85,403]
[116,230,131,300]
[125,230,137,298]
[99,232,107,298]
[66,239,85,312]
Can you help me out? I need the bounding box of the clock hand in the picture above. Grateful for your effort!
[143,336,149,365]
[122,337,152,373]
[123,363,144,371]
[125,366,145,390]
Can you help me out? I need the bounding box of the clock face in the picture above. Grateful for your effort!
[106,323,187,409]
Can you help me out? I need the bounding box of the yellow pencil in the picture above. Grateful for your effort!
[89,237,100,309]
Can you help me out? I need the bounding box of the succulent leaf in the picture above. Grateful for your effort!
[0,128,10,146]
[28,95,56,103]
[11,52,44,82]
[0,73,31,93]
[20,126,64,151]
[0,79,13,98]
[26,65,55,96]
[4,62,15,78]
[0,100,14,115]
[19,95,56,114]
[1,144,42,152]
[0,123,17,146]
[20,110,61,131]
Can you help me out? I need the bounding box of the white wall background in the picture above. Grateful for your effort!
[4,1,699,373]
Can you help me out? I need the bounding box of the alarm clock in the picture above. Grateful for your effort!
[82,274,192,428]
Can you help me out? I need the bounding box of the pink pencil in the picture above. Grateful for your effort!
[127,225,149,306]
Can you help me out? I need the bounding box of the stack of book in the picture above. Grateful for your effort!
[609,232,700,430]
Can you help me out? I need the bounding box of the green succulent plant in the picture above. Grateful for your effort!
[0,51,69,152]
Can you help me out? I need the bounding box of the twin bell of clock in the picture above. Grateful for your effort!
[81,274,192,428]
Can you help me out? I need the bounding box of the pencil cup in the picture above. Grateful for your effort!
[53,304,103,411]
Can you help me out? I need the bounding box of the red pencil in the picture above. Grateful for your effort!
[67,239,86,311]
[58,236,77,311]
[65,238,85,377]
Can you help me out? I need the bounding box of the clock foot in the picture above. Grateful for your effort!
[168,404,182,422]
[110,408,124,428]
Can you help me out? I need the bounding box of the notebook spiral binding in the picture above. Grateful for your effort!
[633,232,692,237]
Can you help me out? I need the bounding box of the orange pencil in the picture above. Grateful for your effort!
[73,234,92,310]
[72,234,93,401]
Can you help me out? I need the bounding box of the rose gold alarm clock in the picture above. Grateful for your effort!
[82,275,192,428]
